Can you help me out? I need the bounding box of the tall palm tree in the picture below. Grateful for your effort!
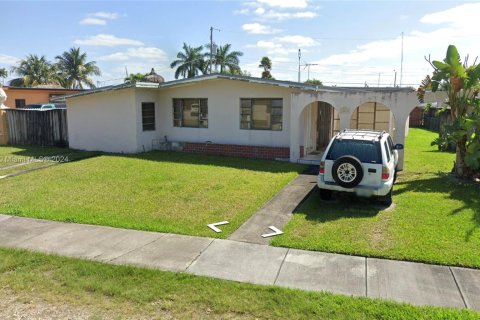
[207,43,243,74]
[55,47,101,89]
[10,54,57,87]
[170,43,205,79]
[259,56,273,79]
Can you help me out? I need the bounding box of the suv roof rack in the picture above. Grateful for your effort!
[339,129,387,140]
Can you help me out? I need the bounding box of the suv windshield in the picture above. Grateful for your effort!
[326,139,382,164]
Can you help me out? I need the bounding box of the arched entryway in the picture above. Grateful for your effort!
[350,102,396,141]
[300,101,339,161]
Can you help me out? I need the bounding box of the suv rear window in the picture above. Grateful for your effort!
[326,139,382,164]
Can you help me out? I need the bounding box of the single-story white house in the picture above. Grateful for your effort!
[64,74,422,170]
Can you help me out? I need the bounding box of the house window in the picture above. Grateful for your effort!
[240,98,282,131]
[173,98,208,128]
[142,102,155,131]
[15,99,26,108]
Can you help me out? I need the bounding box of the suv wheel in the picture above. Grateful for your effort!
[378,188,393,206]
[332,156,364,188]
[319,188,332,201]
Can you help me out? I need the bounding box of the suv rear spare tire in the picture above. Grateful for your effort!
[332,156,363,188]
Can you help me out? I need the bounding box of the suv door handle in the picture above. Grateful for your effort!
[368,168,376,173]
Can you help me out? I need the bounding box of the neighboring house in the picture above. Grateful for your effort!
[64,74,422,170]
[2,85,82,108]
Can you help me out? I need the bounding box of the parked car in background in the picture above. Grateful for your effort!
[22,103,66,110]
[317,129,403,205]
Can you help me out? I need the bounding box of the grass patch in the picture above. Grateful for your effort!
[0,248,477,319]
[0,149,304,238]
[272,128,480,268]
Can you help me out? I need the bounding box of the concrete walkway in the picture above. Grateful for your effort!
[0,214,479,311]
[229,174,317,244]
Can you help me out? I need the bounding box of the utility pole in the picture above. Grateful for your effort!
[210,27,220,74]
[400,32,404,86]
[210,27,213,74]
[394,69,397,87]
[378,73,381,87]
[298,49,301,83]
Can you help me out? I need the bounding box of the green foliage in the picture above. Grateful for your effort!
[305,78,323,86]
[55,47,100,89]
[259,56,273,79]
[171,43,244,78]
[124,73,146,83]
[9,54,58,87]
[418,44,480,178]
[0,67,7,80]
[170,43,206,79]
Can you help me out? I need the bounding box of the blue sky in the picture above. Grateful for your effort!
[1,0,479,87]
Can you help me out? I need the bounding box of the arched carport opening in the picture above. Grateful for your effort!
[300,101,339,160]
[350,102,396,142]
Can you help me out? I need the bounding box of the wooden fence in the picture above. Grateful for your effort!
[6,109,68,147]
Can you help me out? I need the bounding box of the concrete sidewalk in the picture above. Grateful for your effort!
[0,214,479,311]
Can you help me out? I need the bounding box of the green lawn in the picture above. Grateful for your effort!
[0,145,97,176]
[272,128,480,268]
[0,149,304,238]
[0,248,477,320]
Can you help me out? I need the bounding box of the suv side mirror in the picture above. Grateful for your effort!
[394,144,404,150]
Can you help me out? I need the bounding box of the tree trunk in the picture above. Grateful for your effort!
[454,134,470,178]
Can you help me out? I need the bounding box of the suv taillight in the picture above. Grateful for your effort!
[382,166,389,180]
[319,161,325,174]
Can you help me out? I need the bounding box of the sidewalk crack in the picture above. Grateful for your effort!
[449,267,468,309]
[273,248,290,285]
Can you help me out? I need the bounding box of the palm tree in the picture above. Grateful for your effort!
[170,43,205,79]
[55,47,101,89]
[259,56,273,79]
[208,43,243,74]
[10,54,57,87]
[0,68,7,84]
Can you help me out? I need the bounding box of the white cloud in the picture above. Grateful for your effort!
[257,0,308,9]
[92,12,119,20]
[74,34,144,47]
[0,54,19,65]
[235,0,318,21]
[97,47,168,62]
[80,11,119,25]
[307,3,480,86]
[242,23,280,34]
[80,18,106,25]
[275,35,318,47]
[256,40,282,49]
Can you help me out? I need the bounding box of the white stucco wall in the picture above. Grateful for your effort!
[150,79,293,148]
[67,88,138,153]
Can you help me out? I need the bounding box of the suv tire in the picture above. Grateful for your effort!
[378,188,393,206]
[332,156,364,188]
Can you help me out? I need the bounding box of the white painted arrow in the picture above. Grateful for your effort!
[208,221,229,233]
[261,226,283,238]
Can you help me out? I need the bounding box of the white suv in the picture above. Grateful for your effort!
[317,129,403,205]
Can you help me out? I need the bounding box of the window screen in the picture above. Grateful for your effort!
[141,102,155,131]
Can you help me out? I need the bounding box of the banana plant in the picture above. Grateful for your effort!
[418,45,480,178]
